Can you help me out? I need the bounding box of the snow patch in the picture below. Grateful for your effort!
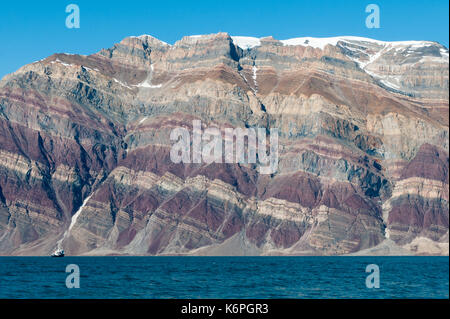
[82,66,100,72]
[355,44,391,68]
[138,116,148,125]
[134,64,163,89]
[280,36,438,50]
[136,81,162,88]
[69,194,93,233]
[231,36,261,50]
[252,65,258,93]
[281,37,340,49]
[113,78,133,89]
[51,59,73,67]
[56,194,93,250]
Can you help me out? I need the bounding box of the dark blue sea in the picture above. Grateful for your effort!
[0,256,448,299]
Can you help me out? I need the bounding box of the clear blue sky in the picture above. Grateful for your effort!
[0,0,448,79]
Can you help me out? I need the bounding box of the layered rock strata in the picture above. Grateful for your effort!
[0,33,448,255]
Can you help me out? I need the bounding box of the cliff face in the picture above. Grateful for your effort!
[0,33,448,256]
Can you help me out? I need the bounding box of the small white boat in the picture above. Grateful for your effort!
[51,249,64,257]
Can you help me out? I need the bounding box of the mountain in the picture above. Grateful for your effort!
[0,33,448,256]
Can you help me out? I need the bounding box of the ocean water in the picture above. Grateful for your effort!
[0,256,448,299]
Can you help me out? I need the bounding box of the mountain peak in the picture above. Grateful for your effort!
[118,32,447,52]
[124,34,171,47]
